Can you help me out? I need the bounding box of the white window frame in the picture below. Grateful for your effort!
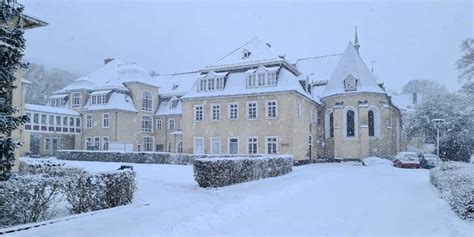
[156,119,162,130]
[84,137,92,150]
[168,118,176,130]
[102,136,109,151]
[246,101,258,120]
[211,104,221,121]
[44,138,51,151]
[265,100,277,119]
[194,105,203,121]
[143,136,154,152]
[265,136,278,155]
[210,137,221,155]
[193,137,204,155]
[93,136,101,150]
[141,91,153,112]
[228,103,239,120]
[85,114,92,129]
[176,140,183,153]
[71,92,81,108]
[228,137,239,154]
[141,115,153,132]
[102,113,109,128]
[247,137,258,154]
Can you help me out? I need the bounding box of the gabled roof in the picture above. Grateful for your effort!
[156,97,182,116]
[297,54,342,82]
[205,37,285,70]
[82,92,137,112]
[323,42,385,97]
[55,59,154,93]
[25,104,80,116]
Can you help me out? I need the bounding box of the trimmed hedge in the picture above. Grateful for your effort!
[430,162,474,220]
[57,150,193,165]
[193,155,293,188]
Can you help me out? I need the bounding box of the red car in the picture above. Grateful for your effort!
[394,152,421,169]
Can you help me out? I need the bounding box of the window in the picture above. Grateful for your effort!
[228,103,239,120]
[247,74,257,88]
[71,92,81,108]
[86,114,92,128]
[143,137,153,151]
[208,78,215,90]
[56,115,61,126]
[368,110,374,137]
[102,137,109,151]
[69,117,74,127]
[216,77,224,90]
[343,107,358,138]
[266,100,277,118]
[63,116,68,126]
[267,72,277,86]
[48,115,54,125]
[211,104,220,121]
[75,118,81,127]
[142,91,153,111]
[45,138,51,151]
[102,113,109,128]
[156,119,162,130]
[194,105,203,121]
[141,115,153,132]
[258,73,266,86]
[247,137,258,154]
[329,112,334,138]
[33,113,39,124]
[246,101,258,119]
[168,119,175,130]
[176,141,183,153]
[41,114,47,124]
[193,137,204,154]
[199,76,224,92]
[91,94,107,105]
[171,98,179,108]
[210,137,221,154]
[247,69,277,88]
[368,107,380,137]
[265,136,278,154]
[84,137,92,150]
[229,138,239,154]
[199,79,207,91]
[94,137,101,150]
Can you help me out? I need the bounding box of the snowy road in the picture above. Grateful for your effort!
[6,161,473,236]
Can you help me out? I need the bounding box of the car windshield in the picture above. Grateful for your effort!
[405,154,417,159]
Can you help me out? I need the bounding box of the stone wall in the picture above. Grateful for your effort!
[57,150,193,165]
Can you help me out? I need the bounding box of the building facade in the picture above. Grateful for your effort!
[22,33,403,162]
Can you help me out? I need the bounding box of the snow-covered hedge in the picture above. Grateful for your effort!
[57,150,193,165]
[64,171,136,214]
[193,155,293,188]
[430,162,474,220]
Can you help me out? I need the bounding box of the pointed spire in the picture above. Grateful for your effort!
[354,26,360,54]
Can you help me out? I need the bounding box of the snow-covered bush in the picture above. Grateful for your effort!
[430,162,474,220]
[193,155,293,188]
[57,150,193,165]
[63,171,136,214]
[0,174,62,227]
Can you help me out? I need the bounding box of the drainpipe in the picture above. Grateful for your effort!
[115,110,118,141]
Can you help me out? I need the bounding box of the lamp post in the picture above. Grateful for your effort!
[432,118,445,165]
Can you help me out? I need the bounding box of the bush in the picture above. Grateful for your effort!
[193,155,293,188]
[0,174,62,227]
[63,171,136,214]
[430,162,474,220]
[57,150,193,165]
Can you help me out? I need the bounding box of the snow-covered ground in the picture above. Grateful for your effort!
[5,160,473,236]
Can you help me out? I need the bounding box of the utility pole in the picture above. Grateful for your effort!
[432,118,445,166]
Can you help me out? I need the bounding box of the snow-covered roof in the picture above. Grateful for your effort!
[183,67,315,102]
[156,97,182,116]
[83,92,137,112]
[323,42,385,97]
[153,71,200,97]
[205,37,285,70]
[297,54,341,82]
[55,59,154,93]
[25,104,80,116]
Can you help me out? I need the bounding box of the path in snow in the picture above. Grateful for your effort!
[6,161,473,236]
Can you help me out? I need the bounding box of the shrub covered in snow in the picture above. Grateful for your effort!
[57,150,193,165]
[0,174,62,227]
[63,171,136,214]
[193,155,293,188]
[430,162,474,220]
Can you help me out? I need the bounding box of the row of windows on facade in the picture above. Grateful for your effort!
[84,136,183,153]
[84,113,178,132]
[25,112,81,134]
[52,91,155,112]
[199,77,225,92]
[193,101,278,121]
[193,136,278,155]
[325,108,380,138]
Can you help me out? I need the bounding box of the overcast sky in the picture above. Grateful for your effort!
[20,0,472,92]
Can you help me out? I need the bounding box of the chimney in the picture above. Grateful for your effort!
[266,43,272,48]
[104,58,114,64]
[412,92,418,104]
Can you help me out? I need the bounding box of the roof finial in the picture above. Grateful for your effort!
[354,26,360,54]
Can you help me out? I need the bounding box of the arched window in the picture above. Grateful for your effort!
[325,110,334,138]
[176,141,183,153]
[141,91,153,111]
[368,106,380,137]
[343,107,358,138]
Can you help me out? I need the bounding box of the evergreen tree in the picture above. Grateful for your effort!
[0,1,29,180]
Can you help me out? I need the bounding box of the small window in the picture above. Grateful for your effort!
[176,141,183,153]
[229,138,239,154]
[208,78,215,90]
[199,79,207,92]
[171,99,179,108]
[85,137,92,150]
[228,103,239,120]
[141,115,153,132]
[102,113,109,128]
[143,137,153,151]
[168,119,175,130]
[102,137,109,151]
[266,100,277,118]
[41,114,47,124]
[265,137,278,154]
[156,119,162,130]
[193,137,204,155]
[211,104,221,121]
[142,91,153,111]
[247,137,258,154]
[94,137,101,150]
[194,105,203,121]
[86,114,92,128]
[71,92,81,108]
[246,102,258,119]
[33,113,39,124]
[210,137,221,154]
[346,110,356,137]
[45,138,51,151]
[49,115,54,125]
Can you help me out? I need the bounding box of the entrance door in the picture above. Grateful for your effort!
[52,138,59,157]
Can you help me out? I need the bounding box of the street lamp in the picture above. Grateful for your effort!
[432,118,445,164]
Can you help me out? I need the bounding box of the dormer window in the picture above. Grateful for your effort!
[344,74,358,91]
[242,49,251,59]
[198,72,226,92]
[246,66,278,88]
[170,97,179,109]
[90,94,107,105]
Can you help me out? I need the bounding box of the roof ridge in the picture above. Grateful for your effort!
[214,37,259,63]
[296,53,342,62]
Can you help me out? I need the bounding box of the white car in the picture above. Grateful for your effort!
[394,152,421,169]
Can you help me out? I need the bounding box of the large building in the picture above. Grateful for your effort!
[21,33,403,162]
